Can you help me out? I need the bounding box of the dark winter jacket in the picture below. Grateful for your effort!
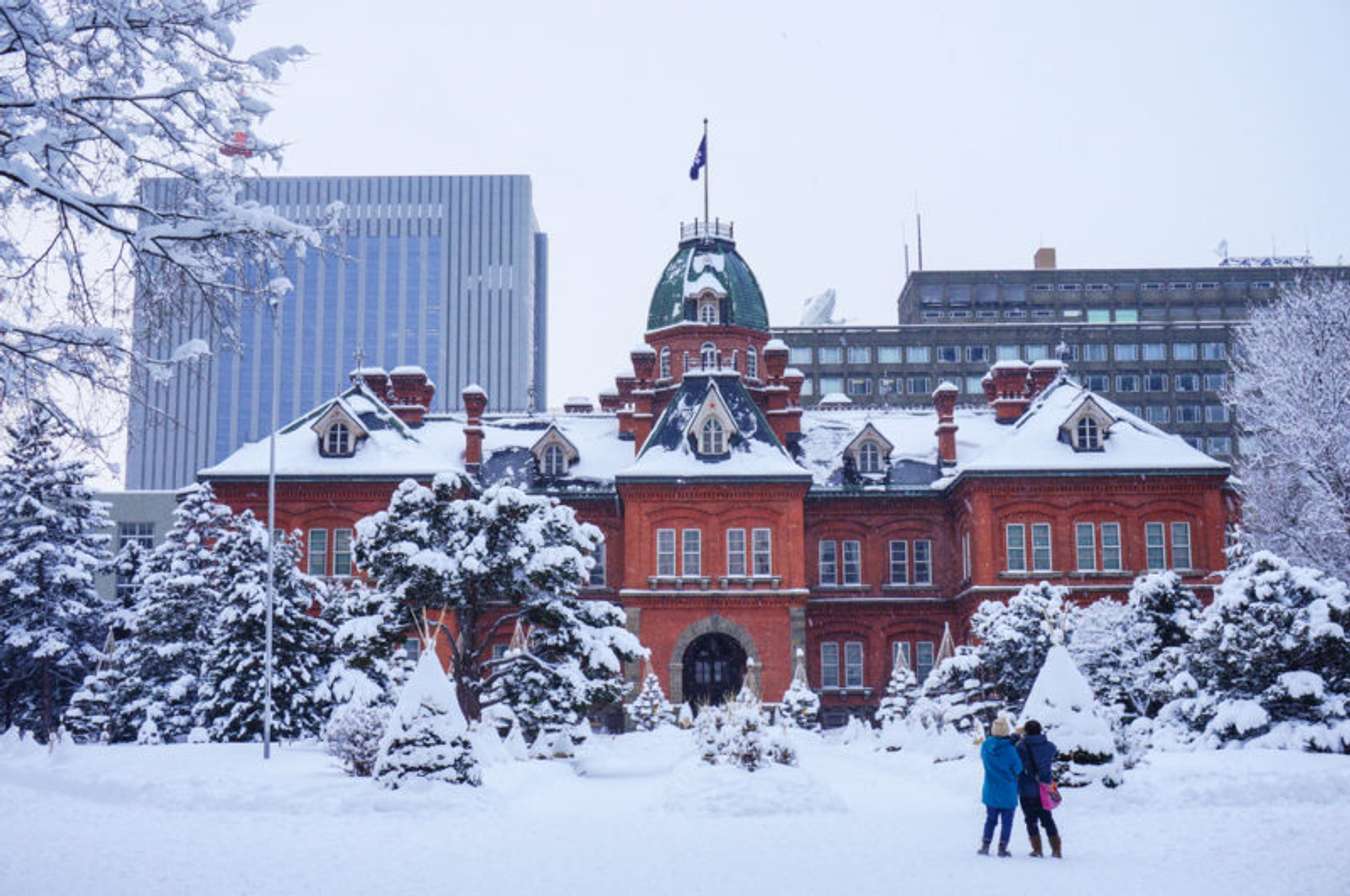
[980,735,1023,809]
[1017,733,1058,798]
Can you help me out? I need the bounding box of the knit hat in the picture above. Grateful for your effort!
[991,716,1012,737]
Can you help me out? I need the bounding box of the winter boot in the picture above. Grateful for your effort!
[1049,835,1063,859]
[977,840,990,856]
[998,842,1012,858]
[1028,833,1043,857]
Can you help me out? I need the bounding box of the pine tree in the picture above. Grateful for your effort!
[64,661,123,743]
[912,646,1000,736]
[778,648,820,730]
[969,582,1072,708]
[1022,642,1121,787]
[0,409,112,741]
[1171,551,1350,750]
[107,483,232,741]
[320,578,410,711]
[628,661,675,731]
[196,514,331,741]
[375,648,480,788]
[875,651,919,728]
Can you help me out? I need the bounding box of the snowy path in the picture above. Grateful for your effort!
[1,733,1347,895]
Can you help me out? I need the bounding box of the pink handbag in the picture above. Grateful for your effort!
[1039,780,1062,811]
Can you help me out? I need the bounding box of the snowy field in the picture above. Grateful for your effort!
[2,731,1347,896]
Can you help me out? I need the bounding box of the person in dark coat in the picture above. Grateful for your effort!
[978,715,1022,857]
[1016,719,1062,858]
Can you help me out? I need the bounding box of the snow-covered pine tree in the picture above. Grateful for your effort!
[1022,642,1122,787]
[969,581,1072,708]
[375,647,480,788]
[912,646,1000,737]
[696,691,795,772]
[106,483,232,741]
[1126,571,1203,717]
[778,648,821,731]
[0,409,112,741]
[875,650,919,728]
[196,515,330,742]
[1170,551,1350,751]
[628,661,675,731]
[1068,598,1143,725]
[63,661,124,744]
[320,578,411,711]
[356,478,642,727]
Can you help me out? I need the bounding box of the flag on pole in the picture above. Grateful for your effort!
[689,133,707,180]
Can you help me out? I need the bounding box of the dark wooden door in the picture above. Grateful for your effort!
[682,633,745,709]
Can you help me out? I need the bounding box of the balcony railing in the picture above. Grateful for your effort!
[680,219,734,242]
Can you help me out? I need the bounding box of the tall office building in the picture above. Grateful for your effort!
[774,250,1349,460]
[126,175,548,489]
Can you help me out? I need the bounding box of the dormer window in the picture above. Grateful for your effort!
[325,422,351,456]
[700,418,726,454]
[542,444,567,476]
[531,425,579,478]
[842,423,895,477]
[699,299,719,324]
[1075,416,1101,450]
[858,440,883,474]
[700,342,717,369]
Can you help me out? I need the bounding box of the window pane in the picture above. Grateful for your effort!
[307,529,328,576]
[913,540,932,584]
[819,540,837,585]
[1082,343,1107,362]
[1075,522,1095,571]
[657,529,676,577]
[682,529,702,577]
[1114,343,1138,361]
[818,347,842,364]
[995,344,1020,361]
[892,641,911,671]
[333,528,353,577]
[844,642,864,688]
[821,642,840,688]
[1006,524,1026,571]
[752,528,772,576]
[905,346,931,364]
[888,540,908,584]
[877,346,901,363]
[1031,523,1052,571]
[588,541,607,586]
[1101,523,1122,571]
[842,540,862,585]
[1171,522,1192,569]
[915,641,935,682]
[726,528,746,577]
[847,346,870,364]
[1146,522,1166,569]
[788,346,812,365]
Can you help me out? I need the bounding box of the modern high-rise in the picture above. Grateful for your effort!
[773,250,1350,460]
[125,175,548,489]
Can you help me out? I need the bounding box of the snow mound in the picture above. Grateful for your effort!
[663,760,845,817]
[1021,644,1115,756]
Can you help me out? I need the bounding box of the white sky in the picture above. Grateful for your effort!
[230,0,1349,409]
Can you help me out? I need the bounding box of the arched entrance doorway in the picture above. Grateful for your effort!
[682,633,746,708]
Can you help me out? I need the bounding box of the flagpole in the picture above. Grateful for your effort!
[702,118,709,225]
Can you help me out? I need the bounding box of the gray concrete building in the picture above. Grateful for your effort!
[126,175,548,489]
[774,251,1349,459]
[93,490,180,610]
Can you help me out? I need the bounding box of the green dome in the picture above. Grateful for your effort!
[646,226,769,332]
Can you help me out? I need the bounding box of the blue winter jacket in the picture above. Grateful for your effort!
[1017,733,1058,798]
[980,735,1023,809]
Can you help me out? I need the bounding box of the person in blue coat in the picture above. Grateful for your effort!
[1016,719,1062,858]
[978,715,1022,857]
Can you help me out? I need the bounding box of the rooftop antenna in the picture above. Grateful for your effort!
[902,221,911,280]
[916,211,924,272]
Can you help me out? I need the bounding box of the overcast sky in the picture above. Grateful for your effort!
[233,0,1350,407]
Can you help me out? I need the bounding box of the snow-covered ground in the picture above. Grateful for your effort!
[2,730,1347,895]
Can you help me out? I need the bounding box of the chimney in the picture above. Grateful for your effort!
[933,381,959,466]
[990,360,1031,423]
[1033,247,1057,270]
[563,396,595,414]
[387,365,436,426]
[352,366,390,400]
[1027,359,1065,399]
[630,344,656,384]
[762,338,789,380]
[598,389,622,412]
[462,384,487,472]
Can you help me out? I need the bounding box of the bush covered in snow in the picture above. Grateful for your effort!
[326,703,389,777]
[695,700,796,772]
[629,667,675,731]
[777,649,820,731]
[1022,644,1122,787]
[875,653,919,730]
[970,581,1071,707]
[375,649,480,789]
[912,646,999,737]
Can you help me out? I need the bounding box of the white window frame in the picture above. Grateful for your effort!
[891,641,911,672]
[1075,522,1096,571]
[325,423,351,455]
[700,341,717,368]
[818,539,838,585]
[913,539,932,585]
[542,443,567,476]
[699,301,718,324]
[1031,523,1052,572]
[659,346,671,379]
[699,417,726,454]
[1171,522,1193,570]
[747,346,758,379]
[333,528,353,577]
[1005,523,1027,573]
[307,528,328,576]
[1076,416,1100,450]
[888,540,908,585]
[1145,522,1167,570]
[858,441,882,474]
[1101,522,1122,571]
[820,642,840,689]
[844,641,864,688]
[841,539,862,585]
[588,540,607,587]
[961,531,972,580]
[726,528,747,577]
[752,528,772,576]
[682,529,702,577]
[656,528,676,577]
[915,641,935,682]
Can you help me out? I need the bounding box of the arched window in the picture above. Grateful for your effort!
[659,346,671,379]
[747,346,759,380]
[542,443,567,476]
[699,301,719,324]
[700,418,726,454]
[1076,416,1101,450]
[700,342,717,369]
[858,441,882,473]
[324,422,351,456]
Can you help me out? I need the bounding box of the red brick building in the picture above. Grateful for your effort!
[203,221,1237,724]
